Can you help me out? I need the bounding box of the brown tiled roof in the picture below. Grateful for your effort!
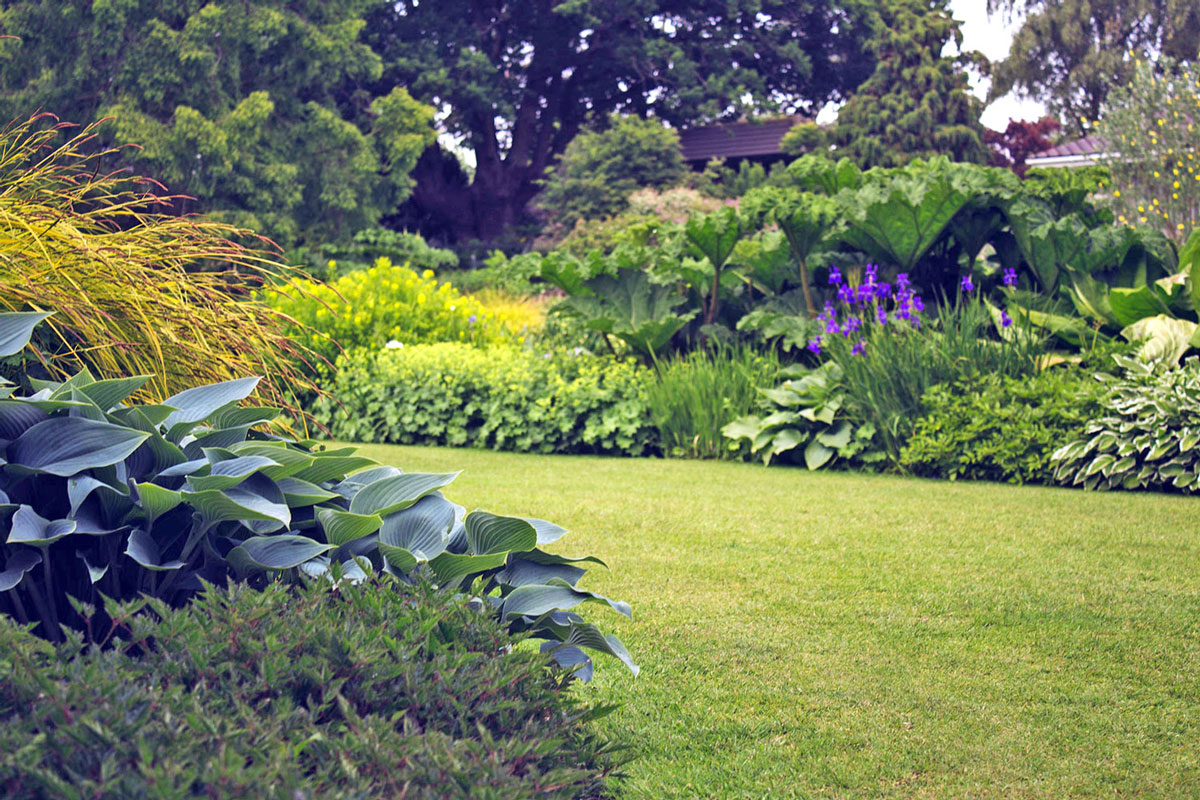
[677,117,805,162]
[1029,135,1108,160]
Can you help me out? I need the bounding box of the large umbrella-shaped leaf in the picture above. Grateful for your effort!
[0,548,41,591]
[227,535,334,573]
[161,377,261,431]
[465,511,538,555]
[348,472,459,517]
[9,417,149,476]
[7,505,76,545]
[316,508,383,547]
[0,311,52,356]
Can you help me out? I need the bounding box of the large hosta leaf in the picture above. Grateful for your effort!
[348,472,459,517]
[427,551,508,583]
[498,558,586,587]
[0,548,41,591]
[227,535,334,572]
[161,377,261,431]
[465,511,538,555]
[292,455,376,485]
[7,505,76,545]
[0,401,49,439]
[132,482,183,525]
[316,508,383,547]
[124,529,183,572]
[182,478,290,527]
[185,455,280,492]
[78,375,153,412]
[501,581,632,620]
[0,311,52,356]
[277,477,340,507]
[378,494,454,561]
[9,417,149,476]
[1122,315,1197,366]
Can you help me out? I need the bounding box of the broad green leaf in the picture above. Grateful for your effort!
[501,582,631,620]
[528,518,568,546]
[9,417,149,476]
[292,455,376,485]
[378,543,418,572]
[8,505,76,545]
[132,482,183,524]
[0,311,51,356]
[816,421,852,449]
[76,550,109,584]
[276,477,340,507]
[185,455,280,491]
[227,535,334,572]
[78,375,152,412]
[229,442,315,479]
[182,482,290,527]
[0,548,41,591]
[0,401,49,439]
[804,437,834,470]
[316,508,383,547]
[162,377,261,430]
[685,206,741,270]
[1121,315,1197,366]
[465,511,538,555]
[520,549,607,569]
[348,472,459,517]
[427,551,507,583]
[499,558,586,587]
[721,415,762,442]
[552,621,639,676]
[379,494,455,560]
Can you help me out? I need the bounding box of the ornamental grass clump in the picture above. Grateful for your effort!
[0,114,320,415]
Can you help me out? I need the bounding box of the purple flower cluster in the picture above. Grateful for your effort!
[1002,267,1018,287]
[811,264,926,357]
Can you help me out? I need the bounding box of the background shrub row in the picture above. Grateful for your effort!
[316,344,657,456]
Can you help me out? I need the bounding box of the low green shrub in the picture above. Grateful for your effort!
[722,361,884,468]
[0,313,634,676]
[0,578,624,799]
[1052,355,1200,492]
[647,344,780,459]
[293,227,459,282]
[900,369,1106,484]
[267,258,516,370]
[315,344,656,456]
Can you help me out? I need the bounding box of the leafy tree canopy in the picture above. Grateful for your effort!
[537,115,686,229]
[0,1,436,248]
[988,0,1200,136]
[827,0,987,169]
[364,0,881,244]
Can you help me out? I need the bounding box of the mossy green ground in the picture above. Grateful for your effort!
[351,444,1200,799]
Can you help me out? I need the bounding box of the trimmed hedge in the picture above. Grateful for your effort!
[0,578,622,799]
[900,369,1106,485]
[315,344,656,456]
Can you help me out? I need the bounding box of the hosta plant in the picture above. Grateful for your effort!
[1051,355,1200,493]
[0,314,634,677]
[722,362,882,468]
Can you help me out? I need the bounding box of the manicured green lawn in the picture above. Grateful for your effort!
[351,443,1200,799]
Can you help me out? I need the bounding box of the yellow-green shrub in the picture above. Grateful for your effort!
[270,258,519,368]
[314,343,656,455]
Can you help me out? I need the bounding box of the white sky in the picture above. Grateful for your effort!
[818,0,1047,130]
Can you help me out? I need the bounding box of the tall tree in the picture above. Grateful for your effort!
[0,1,436,247]
[828,0,987,168]
[988,0,1200,136]
[363,0,880,244]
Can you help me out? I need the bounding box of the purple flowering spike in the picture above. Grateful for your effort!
[1003,267,1018,287]
[865,263,878,284]
[1001,311,1012,328]
[807,337,822,355]
[838,284,854,304]
[876,282,891,299]
[875,306,887,325]
[847,316,862,333]
[828,266,843,286]
[851,340,866,356]
[910,318,921,330]
[960,275,974,293]
[896,273,910,289]
[912,296,925,312]
[825,319,840,334]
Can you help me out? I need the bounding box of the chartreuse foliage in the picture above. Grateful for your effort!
[0,579,622,798]
[0,116,320,414]
[315,344,655,456]
[1052,355,1200,493]
[0,314,634,677]
[268,258,519,370]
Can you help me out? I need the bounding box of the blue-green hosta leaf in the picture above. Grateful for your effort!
[378,543,418,572]
[343,465,404,486]
[0,401,49,439]
[161,377,261,432]
[464,511,538,555]
[276,477,340,507]
[9,417,149,476]
[182,426,254,459]
[541,644,594,682]
[182,483,290,527]
[0,311,51,356]
[519,549,607,569]
[8,505,76,545]
[379,494,454,561]
[528,518,568,546]
[498,558,586,587]
[229,442,315,479]
[501,581,632,620]
[721,415,762,442]
[293,455,376,485]
[427,551,508,583]
[209,405,280,429]
[816,421,852,449]
[124,528,186,571]
[156,458,209,479]
[804,437,834,470]
[77,376,153,412]
[0,548,41,591]
[76,550,109,584]
[348,472,459,517]
[557,622,639,676]
[132,482,183,525]
[67,475,129,517]
[316,508,383,547]
[227,535,334,573]
[185,456,280,492]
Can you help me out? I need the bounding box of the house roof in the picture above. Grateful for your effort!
[677,117,804,162]
[1026,135,1109,167]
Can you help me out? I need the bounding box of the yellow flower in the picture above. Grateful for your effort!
[1175,181,1181,188]
[422,269,435,279]
[417,292,427,304]
[1113,189,1121,197]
